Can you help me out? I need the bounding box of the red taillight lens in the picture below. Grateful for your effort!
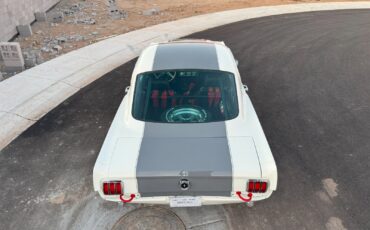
[248,181,254,192]
[247,180,268,193]
[260,182,267,192]
[116,183,122,194]
[103,181,123,195]
[109,183,115,193]
[103,183,109,194]
[254,182,261,192]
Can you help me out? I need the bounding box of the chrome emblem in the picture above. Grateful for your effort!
[179,179,190,190]
[179,170,189,177]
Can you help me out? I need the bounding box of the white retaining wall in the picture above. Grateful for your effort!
[0,0,60,41]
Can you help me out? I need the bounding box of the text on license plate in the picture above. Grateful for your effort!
[169,196,202,207]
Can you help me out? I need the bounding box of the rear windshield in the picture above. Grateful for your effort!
[132,69,239,123]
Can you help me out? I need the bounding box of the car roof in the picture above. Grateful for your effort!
[135,40,236,74]
[152,42,220,71]
[155,39,225,46]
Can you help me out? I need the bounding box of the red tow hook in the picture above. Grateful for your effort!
[119,194,136,203]
[236,191,253,202]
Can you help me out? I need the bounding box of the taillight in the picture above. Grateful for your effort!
[247,180,268,193]
[103,181,123,195]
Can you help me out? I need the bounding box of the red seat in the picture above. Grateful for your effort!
[208,87,215,107]
[208,87,221,108]
[151,90,160,108]
[161,90,168,109]
[168,90,176,107]
[214,87,221,107]
[152,89,177,109]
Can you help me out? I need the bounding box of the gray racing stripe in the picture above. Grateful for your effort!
[136,122,232,197]
[152,43,219,71]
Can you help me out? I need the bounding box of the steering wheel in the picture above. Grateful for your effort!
[153,71,176,82]
[167,71,176,81]
[164,105,207,123]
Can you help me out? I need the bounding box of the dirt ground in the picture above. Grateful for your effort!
[9,0,364,70]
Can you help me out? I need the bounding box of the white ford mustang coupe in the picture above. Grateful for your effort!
[93,39,277,207]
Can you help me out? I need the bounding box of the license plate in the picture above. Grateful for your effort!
[169,196,202,207]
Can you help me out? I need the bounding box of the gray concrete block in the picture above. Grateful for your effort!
[35,12,47,22]
[16,25,33,37]
[23,52,37,68]
[24,58,37,68]
[49,12,64,23]
[3,66,24,72]
[0,42,25,71]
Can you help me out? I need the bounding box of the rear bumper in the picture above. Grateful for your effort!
[99,190,274,205]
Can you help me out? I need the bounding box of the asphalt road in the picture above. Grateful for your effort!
[1,9,370,230]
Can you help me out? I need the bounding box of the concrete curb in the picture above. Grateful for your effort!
[1,2,370,150]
